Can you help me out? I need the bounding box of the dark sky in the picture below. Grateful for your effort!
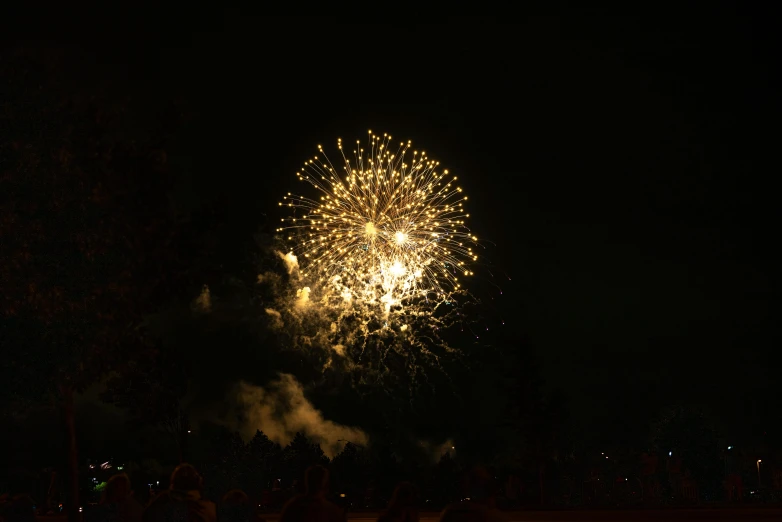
[7,8,779,446]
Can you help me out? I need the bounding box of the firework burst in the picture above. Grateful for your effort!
[278,130,478,317]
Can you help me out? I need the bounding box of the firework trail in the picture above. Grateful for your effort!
[270,131,482,390]
[278,130,477,314]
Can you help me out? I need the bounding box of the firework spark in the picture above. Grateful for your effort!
[278,130,477,316]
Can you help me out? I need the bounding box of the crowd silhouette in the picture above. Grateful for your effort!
[0,463,509,522]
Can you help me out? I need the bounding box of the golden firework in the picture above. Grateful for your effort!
[278,130,476,313]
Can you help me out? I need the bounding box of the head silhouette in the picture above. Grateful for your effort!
[221,489,249,505]
[304,465,329,496]
[388,482,417,510]
[468,465,500,502]
[170,463,202,492]
[102,473,132,504]
[221,489,251,522]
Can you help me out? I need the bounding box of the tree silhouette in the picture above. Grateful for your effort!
[281,433,329,487]
[433,452,459,505]
[197,425,248,499]
[330,442,370,499]
[651,405,722,500]
[482,348,569,505]
[0,45,178,522]
[101,344,191,462]
[244,430,282,496]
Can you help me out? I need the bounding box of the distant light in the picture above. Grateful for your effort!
[625,478,628,481]
[79,507,83,513]
[187,430,191,433]
[669,452,672,456]
[757,459,762,464]
[451,446,455,449]
[156,481,160,485]
[728,446,733,450]
[339,493,346,498]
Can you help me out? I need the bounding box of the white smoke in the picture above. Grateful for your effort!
[264,308,284,330]
[296,287,311,307]
[233,373,368,458]
[193,285,211,312]
[276,250,300,276]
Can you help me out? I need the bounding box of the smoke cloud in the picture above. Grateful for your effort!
[232,373,367,458]
[295,286,311,307]
[193,285,211,312]
[264,308,284,330]
[276,251,300,276]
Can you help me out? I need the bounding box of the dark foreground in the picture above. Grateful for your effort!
[38,508,782,522]
[264,508,782,521]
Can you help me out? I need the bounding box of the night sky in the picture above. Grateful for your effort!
[4,8,779,449]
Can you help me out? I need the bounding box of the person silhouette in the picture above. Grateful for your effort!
[439,466,506,522]
[143,463,216,522]
[377,482,419,522]
[279,465,344,522]
[87,473,142,522]
[220,489,265,522]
